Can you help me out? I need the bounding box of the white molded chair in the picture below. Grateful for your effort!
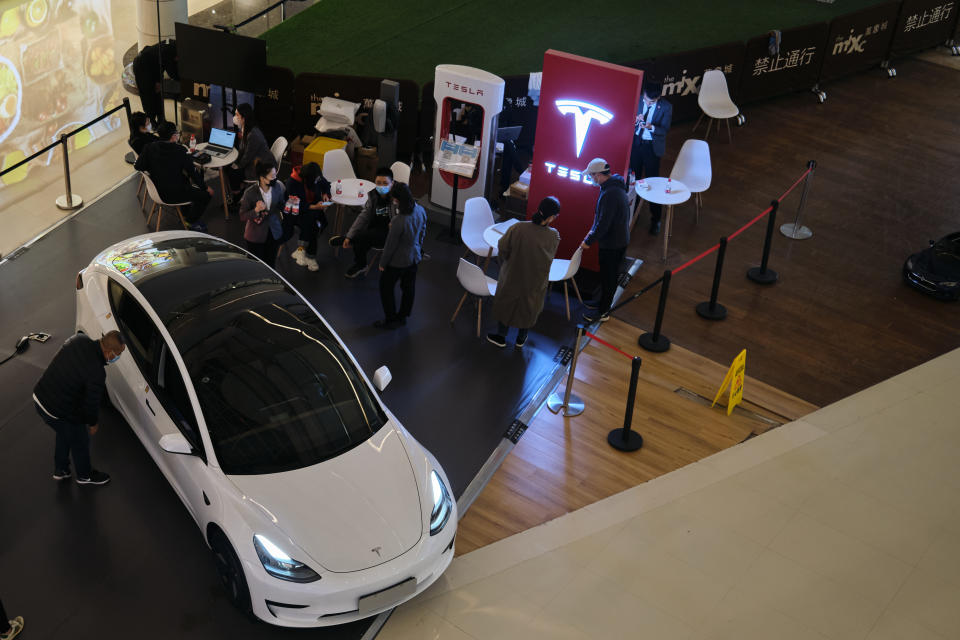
[462,197,497,268]
[669,139,712,224]
[450,258,498,337]
[270,136,288,166]
[322,148,356,181]
[141,172,190,231]
[390,161,411,184]
[548,247,584,320]
[694,70,740,143]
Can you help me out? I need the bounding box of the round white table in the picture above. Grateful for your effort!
[482,218,518,250]
[330,178,376,248]
[637,177,690,261]
[195,143,238,220]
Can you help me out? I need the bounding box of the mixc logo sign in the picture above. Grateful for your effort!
[545,99,613,185]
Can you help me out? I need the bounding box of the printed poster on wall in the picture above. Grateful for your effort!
[890,0,958,56]
[820,2,900,81]
[738,22,830,104]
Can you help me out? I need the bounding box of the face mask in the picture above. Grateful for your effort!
[145,124,152,133]
[107,352,121,364]
[233,115,240,126]
[376,185,390,196]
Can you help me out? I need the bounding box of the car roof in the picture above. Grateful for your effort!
[97,234,290,344]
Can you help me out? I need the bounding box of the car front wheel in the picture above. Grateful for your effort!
[209,528,252,614]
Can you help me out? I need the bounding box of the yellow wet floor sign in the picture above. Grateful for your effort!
[712,349,746,416]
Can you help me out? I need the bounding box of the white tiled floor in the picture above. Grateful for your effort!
[381,348,960,640]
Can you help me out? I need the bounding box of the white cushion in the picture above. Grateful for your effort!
[319,97,360,125]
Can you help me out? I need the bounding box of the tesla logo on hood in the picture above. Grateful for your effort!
[555,99,613,158]
[371,546,382,557]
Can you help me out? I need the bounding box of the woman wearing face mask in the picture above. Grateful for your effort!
[374,182,427,329]
[239,158,286,267]
[227,103,273,201]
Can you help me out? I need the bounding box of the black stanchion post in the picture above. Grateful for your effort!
[123,97,136,165]
[547,324,586,416]
[448,174,460,238]
[608,356,644,451]
[638,269,672,352]
[697,237,728,320]
[747,200,779,284]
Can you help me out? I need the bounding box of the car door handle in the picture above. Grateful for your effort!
[145,398,156,416]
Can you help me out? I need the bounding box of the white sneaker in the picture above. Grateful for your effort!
[292,246,308,266]
[304,256,319,271]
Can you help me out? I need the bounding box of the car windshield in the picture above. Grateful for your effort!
[174,289,387,475]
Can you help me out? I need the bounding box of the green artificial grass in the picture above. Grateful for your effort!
[262,0,884,85]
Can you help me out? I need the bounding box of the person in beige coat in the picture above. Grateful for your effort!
[487,197,561,348]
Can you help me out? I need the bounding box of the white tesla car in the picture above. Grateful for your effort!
[75,231,456,627]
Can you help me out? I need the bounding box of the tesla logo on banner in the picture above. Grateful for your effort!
[555,100,613,157]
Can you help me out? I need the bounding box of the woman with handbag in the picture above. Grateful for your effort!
[239,159,286,267]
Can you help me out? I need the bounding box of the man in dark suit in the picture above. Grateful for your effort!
[630,81,673,235]
[134,122,213,231]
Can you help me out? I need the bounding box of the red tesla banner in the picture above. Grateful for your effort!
[527,50,644,271]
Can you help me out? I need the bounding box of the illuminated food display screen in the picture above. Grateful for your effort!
[0,0,119,186]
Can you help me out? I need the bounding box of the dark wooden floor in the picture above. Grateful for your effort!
[617,57,960,408]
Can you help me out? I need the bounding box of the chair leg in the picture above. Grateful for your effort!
[695,192,701,224]
[563,281,570,321]
[705,118,714,139]
[693,113,704,133]
[476,298,482,338]
[570,277,583,303]
[450,292,469,324]
[136,175,145,208]
[176,207,189,230]
[155,205,164,232]
[146,202,157,228]
[725,117,733,143]
[482,248,492,272]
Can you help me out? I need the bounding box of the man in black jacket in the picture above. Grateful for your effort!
[32,331,125,486]
[580,158,631,323]
[135,122,213,231]
[132,41,178,126]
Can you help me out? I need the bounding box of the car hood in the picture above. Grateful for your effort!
[228,425,424,573]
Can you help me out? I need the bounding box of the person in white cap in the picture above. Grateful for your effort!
[580,158,631,323]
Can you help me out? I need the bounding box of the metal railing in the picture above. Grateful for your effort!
[213,0,307,33]
[0,97,133,211]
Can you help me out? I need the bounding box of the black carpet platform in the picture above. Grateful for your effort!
[0,174,582,638]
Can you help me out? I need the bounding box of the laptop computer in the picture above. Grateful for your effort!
[204,128,236,157]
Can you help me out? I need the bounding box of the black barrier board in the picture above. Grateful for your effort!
[293,73,419,157]
[820,2,900,81]
[254,66,296,145]
[418,81,436,170]
[646,42,746,123]
[739,23,830,103]
[890,0,959,56]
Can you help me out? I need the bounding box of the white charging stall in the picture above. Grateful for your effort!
[430,65,504,213]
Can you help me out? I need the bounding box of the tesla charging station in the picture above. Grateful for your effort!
[526,50,644,270]
[431,65,505,213]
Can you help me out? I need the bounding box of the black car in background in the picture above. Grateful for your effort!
[903,232,960,301]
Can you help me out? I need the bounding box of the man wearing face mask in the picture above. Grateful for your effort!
[330,167,395,278]
[580,158,631,324]
[32,331,126,486]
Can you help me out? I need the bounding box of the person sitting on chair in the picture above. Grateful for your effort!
[128,112,158,156]
[330,166,395,278]
[134,122,213,231]
[284,162,331,272]
[226,103,273,202]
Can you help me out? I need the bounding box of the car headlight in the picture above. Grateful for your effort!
[253,534,321,583]
[429,470,453,536]
[905,258,914,270]
[940,281,959,288]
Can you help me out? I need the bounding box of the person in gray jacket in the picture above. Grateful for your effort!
[374,183,426,329]
[239,159,286,267]
[487,197,561,348]
[580,157,631,323]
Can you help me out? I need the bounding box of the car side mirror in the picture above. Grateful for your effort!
[373,365,392,391]
[159,432,194,455]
